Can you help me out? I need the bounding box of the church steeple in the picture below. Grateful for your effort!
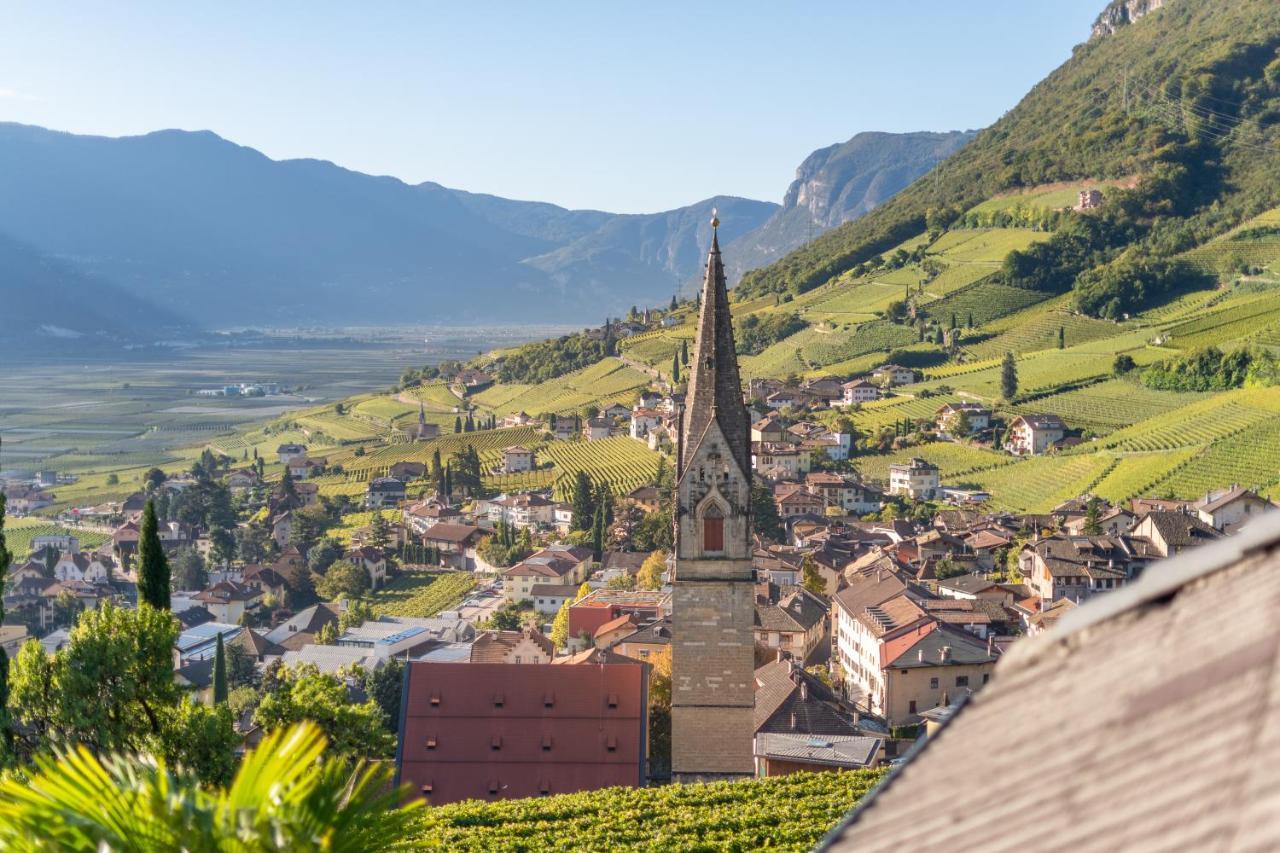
[681,210,750,479]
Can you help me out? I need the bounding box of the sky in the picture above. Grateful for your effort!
[0,2,1104,213]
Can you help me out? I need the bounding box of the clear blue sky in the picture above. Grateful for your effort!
[0,2,1102,213]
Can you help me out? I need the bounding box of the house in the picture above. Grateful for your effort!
[629,408,664,440]
[842,379,881,406]
[752,416,788,444]
[935,402,991,437]
[469,626,557,664]
[614,616,673,662]
[263,602,342,652]
[488,492,557,529]
[241,564,290,601]
[603,402,631,420]
[935,573,1007,601]
[500,446,535,473]
[422,524,486,570]
[366,477,406,509]
[802,376,846,404]
[174,622,244,666]
[51,551,113,584]
[1130,510,1223,559]
[888,458,940,500]
[225,468,260,491]
[766,388,815,410]
[875,622,998,725]
[276,443,307,464]
[1004,414,1066,456]
[192,581,263,625]
[871,364,915,386]
[583,417,612,441]
[501,545,593,602]
[754,443,806,480]
[388,461,428,482]
[754,585,829,664]
[280,644,375,674]
[552,416,580,442]
[270,511,293,550]
[568,588,670,643]
[1077,187,1104,209]
[1018,534,1139,603]
[345,546,388,589]
[592,613,639,649]
[286,456,326,479]
[453,368,494,392]
[403,499,462,534]
[30,532,79,555]
[397,659,647,803]
[804,473,882,515]
[824,514,1280,852]
[831,573,927,717]
[625,485,661,513]
[0,625,29,658]
[530,584,575,616]
[775,485,826,519]
[1194,486,1274,532]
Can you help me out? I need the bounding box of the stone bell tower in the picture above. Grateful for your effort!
[671,210,755,781]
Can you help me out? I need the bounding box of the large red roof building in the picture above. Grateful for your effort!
[396,660,648,804]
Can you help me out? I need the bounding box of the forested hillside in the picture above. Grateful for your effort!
[738,0,1280,309]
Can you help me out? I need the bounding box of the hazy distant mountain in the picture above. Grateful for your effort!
[0,233,187,343]
[0,122,956,327]
[0,123,776,327]
[722,131,976,284]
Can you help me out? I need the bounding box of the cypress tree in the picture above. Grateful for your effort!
[671,354,681,384]
[669,294,678,311]
[1001,352,1019,401]
[1058,326,1066,349]
[137,499,171,610]
[454,416,462,433]
[212,632,228,704]
[680,339,689,366]
[967,312,974,328]
[950,312,957,330]
[591,504,605,562]
[571,471,594,531]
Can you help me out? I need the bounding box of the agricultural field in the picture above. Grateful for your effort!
[963,453,1115,513]
[1143,415,1280,498]
[919,281,1048,329]
[856,442,1011,484]
[1160,289,1280,351]
[964,296,1128,360]
[414,767,888,852]
[368,571,477,619]
[330,509,404,544]
[1008,379,1208,436]
[540,437,663,500]
[470,358,651,417]
[1,518,110,558]
[967,178,1133,216]
[1099,388,1280,453]
[1089,448,1203,504]
[843,392,969,435]
[923,228,1049,264]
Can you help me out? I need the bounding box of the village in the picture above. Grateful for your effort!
[4,223,1276,808]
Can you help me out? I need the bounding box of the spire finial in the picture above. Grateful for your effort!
[710,207,719,230]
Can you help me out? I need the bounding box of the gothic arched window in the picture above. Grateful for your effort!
[702,503,724,553]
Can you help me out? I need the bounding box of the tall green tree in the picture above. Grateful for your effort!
[671,354,680,384]
[801,555,826,597]
[751,481,785,542]
[591,504,606,562]
[1000,352,1019,401]
[1058,326,1066,349]
[212,632,228,705]
[137,500,171,610]
[571,471,594,531]
[254,664,395,760]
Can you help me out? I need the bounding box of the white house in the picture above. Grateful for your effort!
[501,445,535,473]
[1005,414,1066,456]
[936,402,991,437]
[842,379,881,406]
[629,408,664,440]
[888,458,940,500]
[872,364,916,386]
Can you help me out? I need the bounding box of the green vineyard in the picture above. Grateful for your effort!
[368,571,477,619]
[413,767,888,852]
[540,437,663,501]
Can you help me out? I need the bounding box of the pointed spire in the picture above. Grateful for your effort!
[680,209,750,478]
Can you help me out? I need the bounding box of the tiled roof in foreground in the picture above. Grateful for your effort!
[825,511,1280,853]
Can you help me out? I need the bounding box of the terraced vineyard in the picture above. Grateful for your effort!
[964,453,1115,513]
[470,359,650,417]
[368,571,477,619]
[1162,289,1280,351]
[1144,415,1280,498]
[965,298,1126,360]
[413,767,888,852]
[844,392,969,434]
[856,442,1011,483]
[920,281,1048,329]
[1,518,110,558]
[540,436,662,500]
[924,228,1049,264]
[1010,379,1207,436]
[1101,390,1280,453]
[1090,448,1203,503]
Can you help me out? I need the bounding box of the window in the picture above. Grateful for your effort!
[703,505,725,552]
[421,783,433,796]
[542,735,553,751]
[490,735,503,751]
[493,693,505,708]
[429,691,441,707]
[955,676,969,687]
[607,693,619,709]
[543,693,555,708]
[929,677,939,689]
[908,700,917,714]
[982,673,990,684]
[606,735,619,752]
[426,736,438,750]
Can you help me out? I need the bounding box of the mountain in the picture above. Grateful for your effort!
[0,123,778,327]
[722,131,975,284]
[738,0,1280,300]
[0,234,187,344]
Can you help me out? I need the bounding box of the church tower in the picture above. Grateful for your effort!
[671,211,755,781]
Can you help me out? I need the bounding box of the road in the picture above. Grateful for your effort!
[455,579,505,625]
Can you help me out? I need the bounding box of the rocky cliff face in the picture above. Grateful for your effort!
[721,130,975,285]
[1092,0,1169,38]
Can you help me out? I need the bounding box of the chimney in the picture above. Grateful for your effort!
[987,634,995,655]
[918,649,925,663]
[776,648,786,664]
[799,680,808,701]
[940,646,952,663]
